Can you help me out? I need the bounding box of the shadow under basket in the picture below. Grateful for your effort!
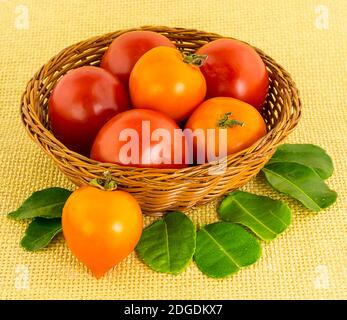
[20,26,301,216]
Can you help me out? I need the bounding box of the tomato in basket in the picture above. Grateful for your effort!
[49,66,129,156]
[129,46,207,122]
[197,39,269,111]
[91,109,188,168]
[101,30,175,87]
[185,97,267,162]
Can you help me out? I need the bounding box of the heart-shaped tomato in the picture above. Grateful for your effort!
[62,186,143,278]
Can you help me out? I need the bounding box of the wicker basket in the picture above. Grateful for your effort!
[20,26,301,216]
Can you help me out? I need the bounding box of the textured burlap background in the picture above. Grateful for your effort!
[0,0,346,300]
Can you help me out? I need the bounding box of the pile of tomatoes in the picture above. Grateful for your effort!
[49,30,269,168]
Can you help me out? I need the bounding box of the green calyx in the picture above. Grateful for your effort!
[89,171,117,191]
[217,112,245,128]
[182,52,208,67]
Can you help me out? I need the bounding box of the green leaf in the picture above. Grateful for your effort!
[136,212,196,274]
[194,222,261,278]
[218,190,292,241]
[21,218,62,251]
[263,162,337,212]
[8,187,72,220]
[268,144,333,179]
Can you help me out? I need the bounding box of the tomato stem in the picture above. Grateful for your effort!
[182,53,208,67]
[217,112,245,128]
[89,171,117,191]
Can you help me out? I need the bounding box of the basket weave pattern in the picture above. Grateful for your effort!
[20,26,301,216]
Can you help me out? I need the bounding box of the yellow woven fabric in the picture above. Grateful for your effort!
[0,0,346,300]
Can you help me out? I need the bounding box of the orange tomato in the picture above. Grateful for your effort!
[62,186,142,278]
[185,97,267,162]
[129,47,206,122]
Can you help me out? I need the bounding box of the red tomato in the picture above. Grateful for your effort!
[197,39,269,111]
[101,31,175,87]
[91,109,187,168]
[49,66,129,156]
[129,47,207,122]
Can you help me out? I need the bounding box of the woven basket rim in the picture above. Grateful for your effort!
[20,26,302,176]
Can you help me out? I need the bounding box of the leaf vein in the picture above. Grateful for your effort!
[232,199,278,236]
[267,208,289,227]
[163,221,171,271]
[11,202,65,218]
[263,167,322,210]
[201,228,240,268]
[22,227,62,250]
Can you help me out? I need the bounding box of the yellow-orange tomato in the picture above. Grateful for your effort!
[62,186,142,278]
[129,47,206,122]
[185,97,267,162]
